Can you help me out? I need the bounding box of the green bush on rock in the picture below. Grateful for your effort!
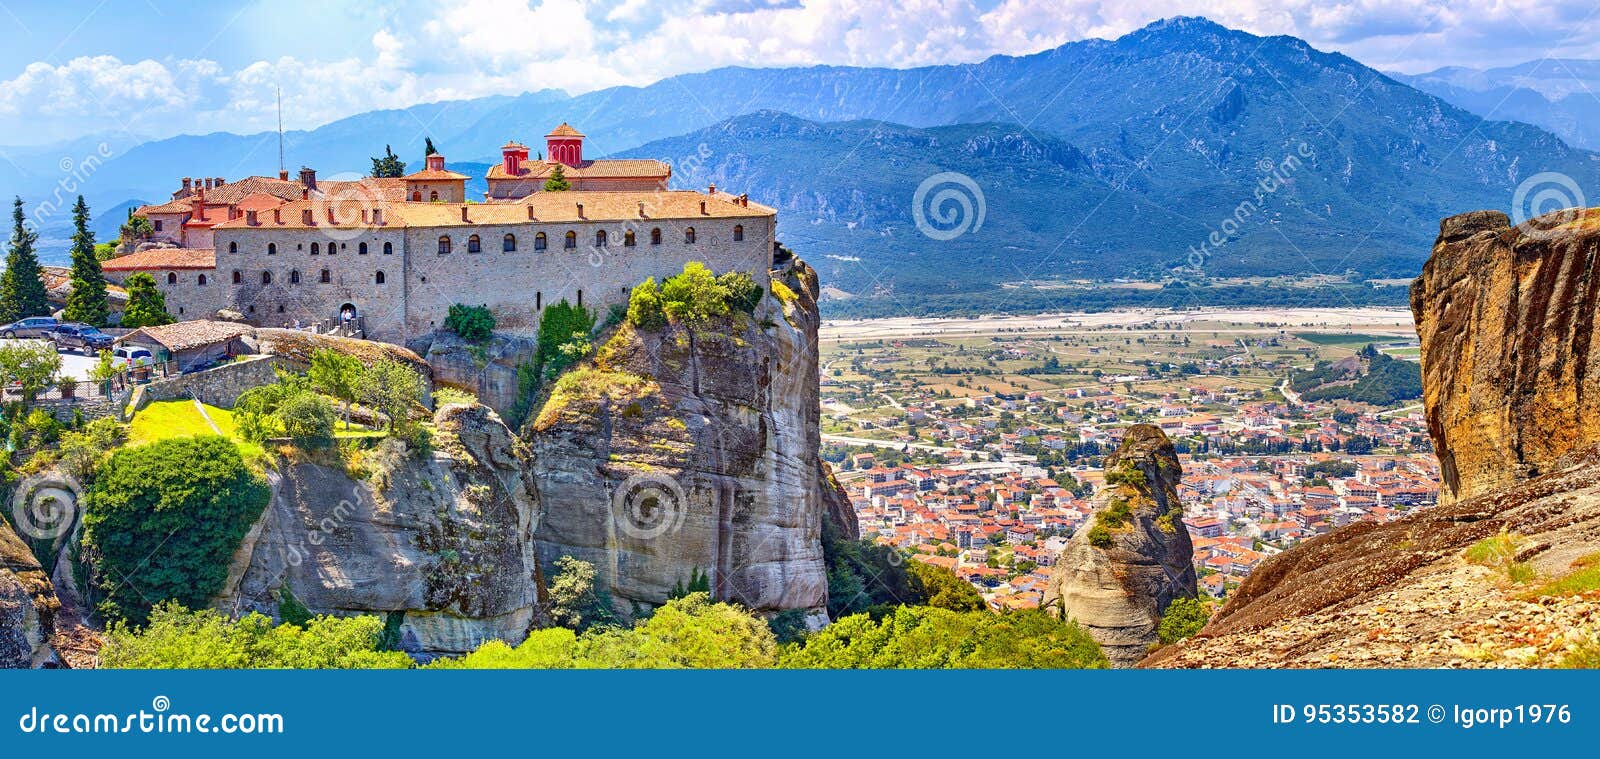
[80,436,271,623]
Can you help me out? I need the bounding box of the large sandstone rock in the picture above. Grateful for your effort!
[0,521,59,668]
[215,403,543,657]
[418,330,538,417]
[1043,425,1196,667]
[1145,207,1600,668]
[528,261,829,624]
[1411,208,1600,503]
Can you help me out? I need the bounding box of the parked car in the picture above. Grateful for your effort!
[112,345,154,368]
[51,323,114,354]
[0,316,60,339]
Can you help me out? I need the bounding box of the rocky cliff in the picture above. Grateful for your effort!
[527,259,830,625]
[0,521,58,668]
[1410,209,1600,504]
[1043,425,1196,667]
[1146,209,1600,668]
[216,404,544,658]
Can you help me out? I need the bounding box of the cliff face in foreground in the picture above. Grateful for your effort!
[0,522,58,668]
[1043,425,1196,667]
[527,260,829,625]
[1146,210,1600,668]
[217,404,544,658]
[1410,209,1600,504]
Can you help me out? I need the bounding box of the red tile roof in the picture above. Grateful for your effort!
[102,247,216,271]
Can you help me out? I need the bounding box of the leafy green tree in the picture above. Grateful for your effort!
[535,299,595,380]
[99,603,412,669]
[660,261,729,326]
[1157,597,1210,644]
[370,144,407,178]
[822,517,924,619]
[120,211,154,244]
[276,391,335,448]
[668,567,711,600]
[543,164,571,191]
[444,303,495,342]
[120,271,175,327]
[62,196,110,326]
[56,416,125,480]
[433,593,777,669]
[81,436,271,623]
[546,555,619,633]
[782,606,1107,669]
[0,197,50,324]
[307,348,362,428]
[356,358,427,434]
[0,340,61,406]
[908,560,987,612]
[625,277,667,330]
[718,271,763,313]
[423,137,438,157]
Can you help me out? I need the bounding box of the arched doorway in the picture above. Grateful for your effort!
[340,303,358,321]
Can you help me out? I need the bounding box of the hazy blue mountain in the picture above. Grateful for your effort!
[13,16,1599,296]
[1394,60,1600,149]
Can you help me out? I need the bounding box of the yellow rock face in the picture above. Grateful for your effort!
[1410,208,1600,504]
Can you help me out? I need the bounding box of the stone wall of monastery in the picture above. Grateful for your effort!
[182,215,772,343]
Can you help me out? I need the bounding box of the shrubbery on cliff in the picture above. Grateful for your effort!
[625,262,764,331]
[80,436,271,623]
[781,606,1107,669]
[99,602,411,669]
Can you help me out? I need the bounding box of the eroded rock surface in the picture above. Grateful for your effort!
[0,521,59,668]
[418,331,538,417]
[528,260,829,624]
[1411,209,1600,504]
[1043,425,1196,666]
[216,403,542,657]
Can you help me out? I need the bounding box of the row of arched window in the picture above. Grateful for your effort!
[436,225,741,254]
[229,269,386,285]
[229,241,395,256]
[223,224,748,259]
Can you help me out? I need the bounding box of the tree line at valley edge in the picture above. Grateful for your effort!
[13,17,1595,317]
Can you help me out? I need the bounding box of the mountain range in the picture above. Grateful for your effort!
[1394,60,1600,150]
[6,17,1599,316]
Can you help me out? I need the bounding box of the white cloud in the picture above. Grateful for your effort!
[5,0,1600,144]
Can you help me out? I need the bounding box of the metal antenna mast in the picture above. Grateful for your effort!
[277,87,284,175]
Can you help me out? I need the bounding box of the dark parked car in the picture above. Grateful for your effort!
[0,316,60,339]
[51,323,114,354]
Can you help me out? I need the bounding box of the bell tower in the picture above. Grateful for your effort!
[546,123,585,166]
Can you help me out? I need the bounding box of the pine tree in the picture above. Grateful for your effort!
[370,145,407,178]
[424,137,438,157]
[120,272,174,328]
[543,164,571,192]
[0,197,50,324]
[63,196,110,326]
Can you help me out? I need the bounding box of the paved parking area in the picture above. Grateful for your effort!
[0,338,103,380]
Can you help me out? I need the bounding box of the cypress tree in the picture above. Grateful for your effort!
[63,195,110,326]
[120,272,174,328]
[0,197,51,324]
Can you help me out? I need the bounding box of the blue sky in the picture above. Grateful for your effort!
[4,0,1600,144]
